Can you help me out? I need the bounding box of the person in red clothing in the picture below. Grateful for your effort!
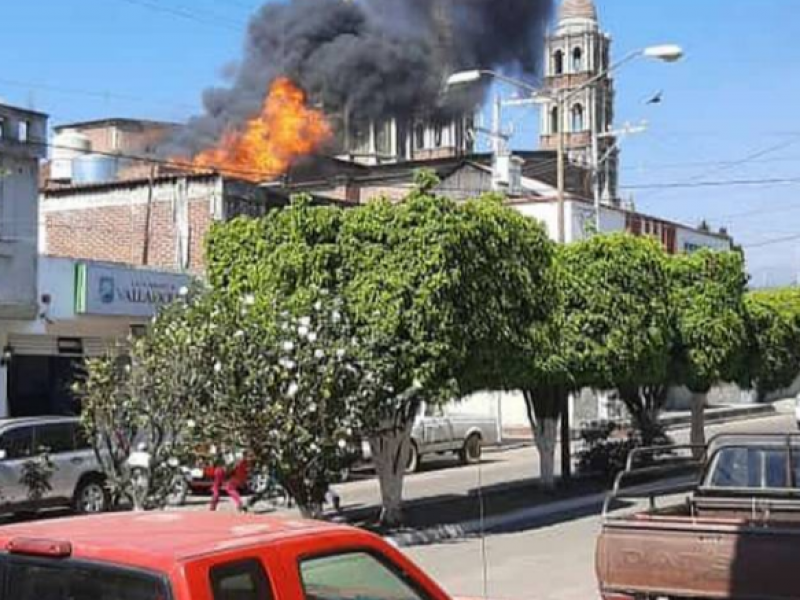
[210,454,247,512]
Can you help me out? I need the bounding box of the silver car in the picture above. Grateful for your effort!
[358,402,500,474]
[0,417,108,515]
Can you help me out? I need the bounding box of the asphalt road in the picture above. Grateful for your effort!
[333,404,795,514]
[402,410,797,600]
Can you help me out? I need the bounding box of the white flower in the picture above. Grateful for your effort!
[299,316,312,327]
[331,311,342,323]
[308,332,318,343]
[178,286,189,297]
[310,443,320,452]
[338,439,347,449]
[187,419,196,429]
[298,325,310,338]
[282,341,295,352]
[314,301,323,311]
[279,358,297,371]
[308,403,317,412]
[234,330,245,338]
[336,348,347,359]
[243,294,256,306]
[214,362,222,373]
[287,382,299,398]
[314,349,325,359]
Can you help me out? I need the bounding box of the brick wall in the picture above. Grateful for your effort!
[41,175,221,274]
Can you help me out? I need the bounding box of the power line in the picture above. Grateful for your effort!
[621,177,800,190]
[622,155,800,172]
[714,200,800,222]
[110,0,246,31]
[635,135,800,200]
[744,233,800,249]
[0,77,196,113]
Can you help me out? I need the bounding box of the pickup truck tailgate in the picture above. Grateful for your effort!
[597,516,800,599]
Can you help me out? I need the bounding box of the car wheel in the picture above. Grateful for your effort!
[73,477,109,515]
[405,442,420,474]
[460,434,483,465]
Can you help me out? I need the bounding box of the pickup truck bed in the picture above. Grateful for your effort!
[598,506,800,600]
[596,434,800,600]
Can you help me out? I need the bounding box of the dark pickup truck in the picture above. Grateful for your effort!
[597,433,800,600]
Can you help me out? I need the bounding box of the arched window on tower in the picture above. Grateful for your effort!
[572,47,584,72]
[571,104,585,132]
[553,50,564,76]
[550,106,560,134]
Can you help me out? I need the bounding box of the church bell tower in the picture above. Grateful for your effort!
[540,0,618,204]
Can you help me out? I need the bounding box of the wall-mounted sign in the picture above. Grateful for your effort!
[74,263,191,318]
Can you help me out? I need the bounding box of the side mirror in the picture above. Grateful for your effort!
[0,449,8,461]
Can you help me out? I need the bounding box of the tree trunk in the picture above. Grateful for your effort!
[369,418,414,527]
[535,417,558,488]
[691,391,707,458]
[524,387,563,490]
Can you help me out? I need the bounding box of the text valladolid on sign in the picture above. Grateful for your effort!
[74,263,190,317]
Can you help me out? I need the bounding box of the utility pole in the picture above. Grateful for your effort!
[557,92,566,244]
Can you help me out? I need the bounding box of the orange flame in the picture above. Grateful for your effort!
[191,77,331,181]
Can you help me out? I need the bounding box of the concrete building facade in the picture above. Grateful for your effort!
[0,104,48,320]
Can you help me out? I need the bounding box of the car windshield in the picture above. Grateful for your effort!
[300,552,427,600]
[708,446,799,489]
[2,559,169,600]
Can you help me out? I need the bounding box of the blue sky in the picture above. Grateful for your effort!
[2,0,799,285]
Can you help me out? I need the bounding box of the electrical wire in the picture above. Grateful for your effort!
[632,135,800,200]
[110,0,246,31]
[621,177,800,190]
[743,233,800,249]
[0,77,196,113]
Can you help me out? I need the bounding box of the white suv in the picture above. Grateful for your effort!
[0,417,108,515]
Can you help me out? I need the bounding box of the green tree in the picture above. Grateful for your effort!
[78,289,213,510]
[744,288,800,399]
[526,234,673,486]
[192,290,367,517]
[668,250,749,453]
[206,187,557,525]
[338,191,556,523]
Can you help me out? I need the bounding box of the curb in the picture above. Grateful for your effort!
[662,403,776,429]
[386,491,607,547]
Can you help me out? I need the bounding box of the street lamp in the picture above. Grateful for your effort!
[447,44,684,243]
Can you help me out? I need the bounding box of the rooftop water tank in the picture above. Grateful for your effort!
[50,130,91,182]
[72,154,120,185]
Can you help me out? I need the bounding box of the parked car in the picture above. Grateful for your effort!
[360,402,500,473]
[0,511,457,600]
[0,416,108,515]
[596,433,800,600]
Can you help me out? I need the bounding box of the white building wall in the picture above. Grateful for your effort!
[675,227,731,253]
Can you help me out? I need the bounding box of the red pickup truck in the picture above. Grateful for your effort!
[0,511,456,600]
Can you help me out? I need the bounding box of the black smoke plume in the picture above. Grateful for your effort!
[169,0,554,156]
